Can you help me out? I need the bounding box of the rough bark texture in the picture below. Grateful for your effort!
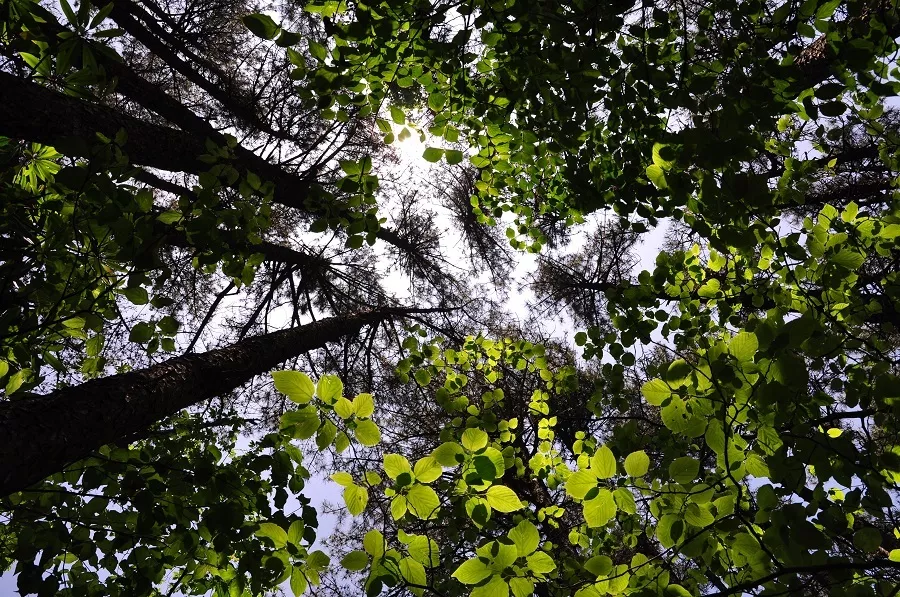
[0,310,386,496]
[0,73,414,253]
[0,72,208,174]
[794,0,900,83]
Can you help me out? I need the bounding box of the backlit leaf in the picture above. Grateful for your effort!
[272,371,316,404]
[485,486,523,513]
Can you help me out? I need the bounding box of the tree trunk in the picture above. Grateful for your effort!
[0,310,387,496]
[0,73,418,253]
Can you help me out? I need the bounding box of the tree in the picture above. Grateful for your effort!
[3,0,900,595]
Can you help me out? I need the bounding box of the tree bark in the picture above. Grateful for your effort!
[0,310,388,496]
[0,73,414,252]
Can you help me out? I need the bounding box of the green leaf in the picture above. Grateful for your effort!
[472,576,508,597]
[566,470,598,500]
[334,397,355,419]
[256,522,287,548]
[408,535,440,567]
[509,578,534,597]
[399,557,426,589]
[661,396,690,433]
[62,317,86,329]
[331,472,354,487]
[308,41,327,61]
[525,551,555,575]
[384,454,412,479]
[584,555,613,577]
[364,529,385,557]
[354,420,381,446]
[730,332,758,362]
[583,489,616,527]
[462,428,489,451]
[288,520,304,546]
[128,322,154,343]
[613,487,637,514]
[698,278,720,298]
[242,13,280,39]
[290,566,308,596]
[344,484,368,515]
[414,369,431,386]
[591,445,617,478]
[623,450,650,477]
[391,495,408,520]
[413,456,442,483]
[669,457,700,484]
[432,442,464,466]
[281,407,320,439]
[86,334,104,357]
[508,520,539,557]
[353,392,375,418]
[652,142,675,170]
[121,286,149,305]
[665,584,692,597]
[485,485,523,513]
[423,147,443,162]
[428,93,447,111]
[273,371,316,404]
[335,431,350,452]
[156,210,182,224]
[641,379,671,406]
[341,551,369,571]
[452,558,493,584]
[474,454,499,481]
[854,527,881,553]
[646,164,667,189]
[832,249,864,270]
[317,374,343,403]
[157,315,179,335]
[481,31,502,46]
[684,503,714,527]
[656,514,683,548]
[815,82,845,100]
[406,484,440,519]
[666,359,692,383]
[308,550,330,570]
[5,370,25,395]
[445,149,464,164]
[479,540,517,571]
[705,421,726,456]
[390,105,405,124]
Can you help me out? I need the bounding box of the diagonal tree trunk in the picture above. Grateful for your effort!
[0,310,390,496]
[0,73,425,255]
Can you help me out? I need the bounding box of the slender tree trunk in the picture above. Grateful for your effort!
[0,310,387,496]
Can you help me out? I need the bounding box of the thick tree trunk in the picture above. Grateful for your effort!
[0,310,386,496]
[0,72,310,205]
[0,74,422,253]
[0,73,426,256]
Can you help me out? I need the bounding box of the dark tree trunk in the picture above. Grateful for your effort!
[0,310,387,496]
[0,74,421,253]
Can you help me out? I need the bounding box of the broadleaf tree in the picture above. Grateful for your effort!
[1,0,900,595]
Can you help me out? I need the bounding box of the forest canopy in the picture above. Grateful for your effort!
[2,0,900,595]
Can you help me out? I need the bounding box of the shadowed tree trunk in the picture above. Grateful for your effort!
[0,310,393,496]
[0,73,426,255]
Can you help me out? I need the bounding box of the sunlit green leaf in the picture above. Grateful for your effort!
[272,371,316,404]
